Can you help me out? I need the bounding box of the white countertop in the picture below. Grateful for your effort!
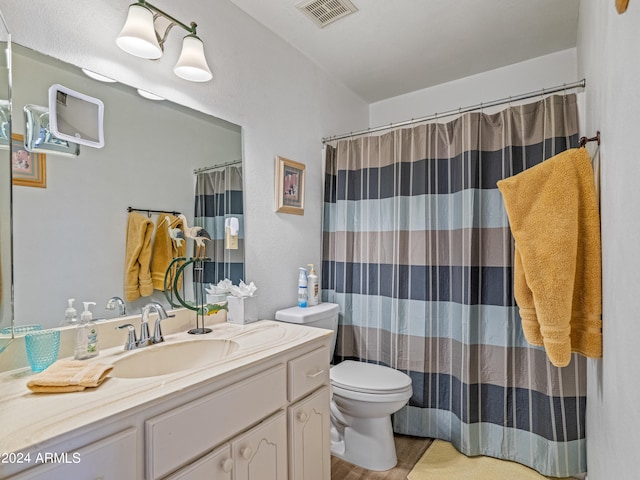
[0,319,331,455]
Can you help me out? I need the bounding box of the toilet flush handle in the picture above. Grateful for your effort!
[297,411,309,423]
[307,368,325,378]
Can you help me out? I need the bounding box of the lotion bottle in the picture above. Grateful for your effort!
[75,301,98,360]
[64,298,77,326]
[307,264,319,306]
[297,267,308,308]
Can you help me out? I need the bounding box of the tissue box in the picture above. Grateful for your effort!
[226,296,259,324]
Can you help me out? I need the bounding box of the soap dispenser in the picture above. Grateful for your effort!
[63,298,77,326]
[75,301,98,360]
[307,264,319,306]
[297,267,308,308]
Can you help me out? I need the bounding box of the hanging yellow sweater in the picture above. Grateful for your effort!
[497,148,602,367]
[124,212,154,302]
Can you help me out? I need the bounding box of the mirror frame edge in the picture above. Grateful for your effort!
[0,9,14,354]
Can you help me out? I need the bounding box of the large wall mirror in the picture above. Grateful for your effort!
[0,13,12,352]
[3,43,244,334]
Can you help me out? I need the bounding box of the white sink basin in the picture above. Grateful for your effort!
[111,339,240,378]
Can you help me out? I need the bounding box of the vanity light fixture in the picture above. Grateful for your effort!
[81,68,117,83]
[116,1,212,82]
[137,88,165,101]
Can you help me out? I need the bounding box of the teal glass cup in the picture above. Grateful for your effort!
[25,330,60,372]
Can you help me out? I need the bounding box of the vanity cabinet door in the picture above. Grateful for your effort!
[10,428,137,480]
[231,410,287,480]
[288,386,331,480]
[165,444,233,480]
[146,364,286,479]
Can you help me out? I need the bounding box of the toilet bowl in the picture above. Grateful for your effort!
[275,304,413,471]
[329,360,413,471]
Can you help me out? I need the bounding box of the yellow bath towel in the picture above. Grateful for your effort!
[124,212,154,302]
[27,359,113,393]
[497,148,602,367]
[151,213,186,290]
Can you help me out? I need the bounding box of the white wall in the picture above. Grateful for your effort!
[370,48,578,126]
[0,0,369,321]
[578,2,640,479]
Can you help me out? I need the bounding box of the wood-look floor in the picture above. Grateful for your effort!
[331,435,433,480]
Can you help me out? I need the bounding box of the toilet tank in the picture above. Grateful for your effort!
[275,303,339,357]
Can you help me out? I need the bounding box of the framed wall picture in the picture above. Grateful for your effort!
[11,133,47,188]
[275,156,305,215]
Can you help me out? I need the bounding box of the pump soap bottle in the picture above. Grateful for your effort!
[298,267,308,308]
[75,301,99,360]
[307,264,319,306]
[63,298,78,326]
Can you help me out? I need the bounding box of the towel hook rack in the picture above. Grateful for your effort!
[578,131,600,148]
[127,207,181,217]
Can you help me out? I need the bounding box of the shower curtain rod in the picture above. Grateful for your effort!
[322,79,586,143]
[193,159,242,174]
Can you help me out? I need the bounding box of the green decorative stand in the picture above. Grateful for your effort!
[163,257,228,335]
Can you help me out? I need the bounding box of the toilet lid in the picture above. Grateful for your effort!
[330,360,412,394]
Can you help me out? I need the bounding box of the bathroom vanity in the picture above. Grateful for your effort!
[0,318,332,480]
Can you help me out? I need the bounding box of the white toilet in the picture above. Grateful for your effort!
[275,303,413,471]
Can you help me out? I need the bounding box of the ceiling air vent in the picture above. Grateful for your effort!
[296,0,358,28]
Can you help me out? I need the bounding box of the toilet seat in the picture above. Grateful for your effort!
[330,360,412,395]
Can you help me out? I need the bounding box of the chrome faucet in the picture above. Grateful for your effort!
[116,324,138,350]
[106,296,127,316]
[115,302,174,350]
[141,302,174,344]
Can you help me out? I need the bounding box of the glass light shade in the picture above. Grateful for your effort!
[173,35,213,82]
[116,4,163,60]
[81,68,117,83]
[137,89,165,101]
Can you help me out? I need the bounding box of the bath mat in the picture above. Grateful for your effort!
[407,440,573,480]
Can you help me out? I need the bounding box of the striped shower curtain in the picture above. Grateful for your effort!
[194,165,245,286]
[322,94,586,477]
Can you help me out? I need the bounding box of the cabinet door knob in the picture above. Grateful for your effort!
[241,447,253,460]
[221,457,233,472]
[297,411,309,423]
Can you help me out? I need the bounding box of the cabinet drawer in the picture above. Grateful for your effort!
[146,364,286,479]
[288,347,329,402]
[11,428,137,480]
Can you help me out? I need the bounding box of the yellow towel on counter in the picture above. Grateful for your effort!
[497,148,602,367]
[124,212,154,302]
[151,213,186,290]
[27,359,113,393]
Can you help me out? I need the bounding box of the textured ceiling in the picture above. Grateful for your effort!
[228,0,581,103]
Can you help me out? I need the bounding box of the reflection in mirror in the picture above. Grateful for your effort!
[48,83,105,148]
[23,104,81,157]
[0,10,13,352]
[10,44,243,331]
[194,163,244,287]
